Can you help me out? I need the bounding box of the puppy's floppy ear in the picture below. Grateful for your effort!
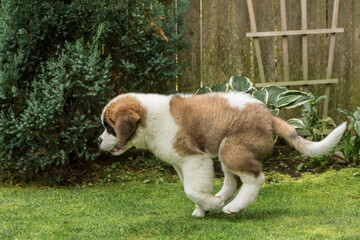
[114,110,141,150]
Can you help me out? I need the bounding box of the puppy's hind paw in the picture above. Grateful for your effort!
[222,203,243,215]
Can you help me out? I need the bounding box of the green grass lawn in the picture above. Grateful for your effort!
[1,168,360,240]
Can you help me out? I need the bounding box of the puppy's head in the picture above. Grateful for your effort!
[98,95,144,155]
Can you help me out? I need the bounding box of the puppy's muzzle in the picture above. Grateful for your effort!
[97,137,103,145]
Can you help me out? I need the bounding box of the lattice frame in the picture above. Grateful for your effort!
[246,0,344,121]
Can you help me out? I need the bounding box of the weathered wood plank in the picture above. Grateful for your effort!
[323,0,340,120]
[306,0,328,105]
[329,0,352,122]
[280,0,289,82]
[301,0,308,92]
[281,0,301,86]
[253,0,276,83]
[283,0,302,119]
[254,79,338,87]
[178,0,201,93]
[246,28,344,37]
[247,0,266,83]
[327,0,340,79]
[275,0,284,83]
[351,0,360,109]
[201,0,251,88]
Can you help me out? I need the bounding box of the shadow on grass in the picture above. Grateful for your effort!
[205,207,290,222]
[118,208,291,238]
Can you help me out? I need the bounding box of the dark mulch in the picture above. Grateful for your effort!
[3,142,352,188]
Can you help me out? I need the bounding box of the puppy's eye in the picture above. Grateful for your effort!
[106,127,116,136]
[104,121,116,137]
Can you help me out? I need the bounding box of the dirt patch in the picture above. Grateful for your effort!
[263,141,351,178]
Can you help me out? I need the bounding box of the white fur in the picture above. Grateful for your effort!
[99,130,117,151]
[127,94,183,163]
[222,172,265,215]
[182,156,224,211]
[302,122,347,157]
[192,204,207,217]
[215,163,239,202]
[219,91,263,110]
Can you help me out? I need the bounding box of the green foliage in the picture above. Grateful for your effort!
[337,107,360,163]
[229,76,253,92]
[287,93,336,142]
[195,76,311,113]
[0,1,69,109]
[284,94,338,170]
[195,86,212,94]
[100,0,189,93]
[275,90,311,109]
[211,83,229,92]
[0,38,112,172]
[0,0,189,174]
[253,88,269,104]
[264,86,287,106]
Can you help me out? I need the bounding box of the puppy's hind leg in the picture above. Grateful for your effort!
[219,141,266,215]
[222,171,265,215]
[181,156,225,217]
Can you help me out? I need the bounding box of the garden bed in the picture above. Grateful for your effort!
[4,141,353,188]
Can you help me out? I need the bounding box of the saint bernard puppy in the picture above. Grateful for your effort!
[98,92,346,217]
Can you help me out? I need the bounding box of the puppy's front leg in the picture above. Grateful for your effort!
[181,156,225,216]
[174,165,207,217]
[192,204,207,217]
[173,165,184,184]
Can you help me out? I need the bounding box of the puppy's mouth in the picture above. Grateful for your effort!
[111,146,122,153]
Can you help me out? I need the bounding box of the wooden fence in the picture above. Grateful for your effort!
[177,0,360,122]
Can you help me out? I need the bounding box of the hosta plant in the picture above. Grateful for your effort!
[287,93,336,141]
[195,76,311,116]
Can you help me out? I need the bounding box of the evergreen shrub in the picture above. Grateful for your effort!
[0,0,189,174]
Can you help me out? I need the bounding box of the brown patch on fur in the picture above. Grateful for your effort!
[170,94,274,177]
[272,116,308,153]
[104,95,146,149]
[220,142,264,177]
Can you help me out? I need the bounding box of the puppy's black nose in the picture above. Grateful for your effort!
[97,137,103,145]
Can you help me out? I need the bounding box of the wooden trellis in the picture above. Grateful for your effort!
[246,0,344,120]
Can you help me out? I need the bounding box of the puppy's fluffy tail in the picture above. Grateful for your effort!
[272,116,347,157]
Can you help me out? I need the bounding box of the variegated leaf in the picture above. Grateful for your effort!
[253,88,269,104]
[195,86,212,95]
[229,76,253,93]
[285,95,311,109]
[262,86,287,106]
[287,118,306,129]
[270,109,280,116]
[211,83,229,92]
